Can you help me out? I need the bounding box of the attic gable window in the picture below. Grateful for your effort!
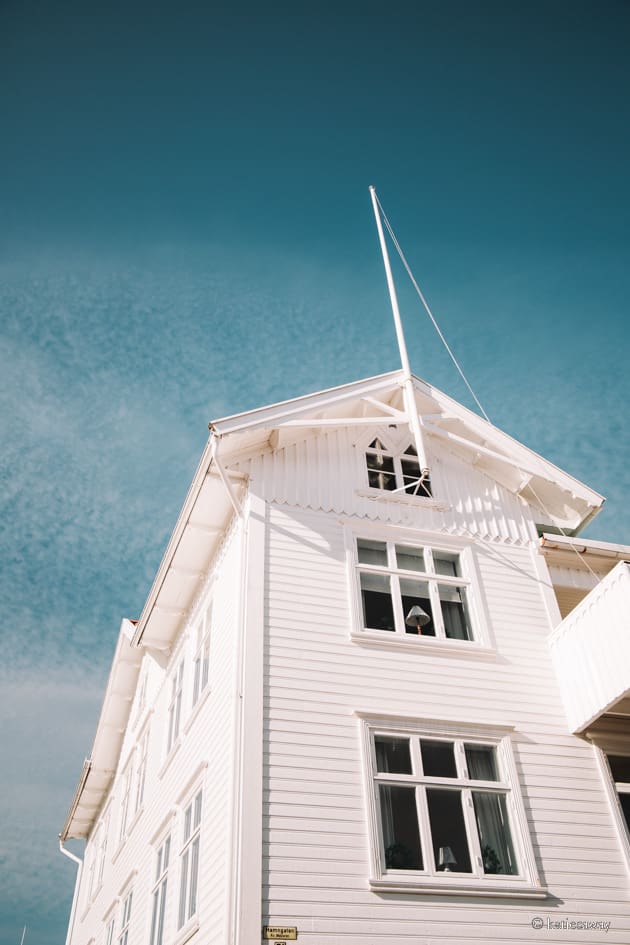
[366,439,432,498]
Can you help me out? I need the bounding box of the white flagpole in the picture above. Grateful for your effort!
[369,186,428,473]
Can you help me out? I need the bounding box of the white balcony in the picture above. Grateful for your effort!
[549,560,630,734]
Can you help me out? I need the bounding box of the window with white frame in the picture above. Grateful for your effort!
[365,439,432,498]
[607,753,630,834]
[192,602,212,707]
[361,719,539,891]
[118,763,133,844]
[86,839,97,902]
[150,834,170,945]
[356,537,474,641]
[118,888,133,945]
[135,666,148,725]
[178,789,202,930]
[134,727,149,816]
[167,662,184,754]
[97,808,110,888]
[104,915,115,945]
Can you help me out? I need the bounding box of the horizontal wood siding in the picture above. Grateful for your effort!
[71,523,243,945]
[263,504,630,944]
[233,428,537,545]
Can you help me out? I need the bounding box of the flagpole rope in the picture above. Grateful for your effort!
[372,190,601,582]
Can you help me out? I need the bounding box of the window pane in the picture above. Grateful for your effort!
[367,451,396,491]
[357,539,388,566]
[395,545,425,572]
[375,736,412,774]
[619,793,630,833]
[400,578,435,636]
[421,740,458,778]
[188,836,200,918]
[608,755,630,783]
[401,458,432,497]
[472,792,518,875]
[360,572,395,632]
[194,790,203,829]
[438,585,472,641]
[379,785,423,870]
[192,659,201,705]
[465,745,499,781]
[426,788,472,872]
[178,850,188,929]
[156,881,167,945]
[433,552,460,577]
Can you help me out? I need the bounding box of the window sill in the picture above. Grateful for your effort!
[183,687,211,736]
[369,877,547,899]
[350,631,496,660]
[173,916,199,945]
[158,737,182,781]
[356,488,450,511]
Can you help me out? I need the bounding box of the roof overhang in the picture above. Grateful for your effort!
[131,437,248,651]
[210,370,605,534]
[60,621,143,840]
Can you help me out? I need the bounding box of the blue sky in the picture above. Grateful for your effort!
[1,1,629,942]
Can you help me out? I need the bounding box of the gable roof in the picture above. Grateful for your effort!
[60,369,605,839]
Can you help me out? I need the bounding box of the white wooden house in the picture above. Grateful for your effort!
[60,370,630,945]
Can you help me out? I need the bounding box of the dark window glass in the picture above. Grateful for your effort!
[366,449,396,491]
[360,573,395,631]
[400,578,435,636]
[426,788,472,872]
[608,755,630,783]
[472,792,518,875]
[401,457,432,497]
[439,584,472,641]
[465,745,499,781]
[357,538,388,566]
[395,544,425,572]
[379,785,423,870]
[433,553,459,577]
[421,740,458,778]
[375,736,412,774]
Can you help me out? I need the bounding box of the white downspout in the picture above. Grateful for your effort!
[59,839,83,945]
[225,503,249,944]
[369,185,429,476]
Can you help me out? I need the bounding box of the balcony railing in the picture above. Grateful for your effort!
[549,560,630,734]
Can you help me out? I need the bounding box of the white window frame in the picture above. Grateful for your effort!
[167,661,184,755]
[149,833,171,945]
[133,664,148,729]
[118,762,133,844]
[178,788,203,931]
[117,888,133,945]
[593,743,630,873]
[358,714,543,897]
[104,915,115,945]
[86,838,98,903]
[134,725,150,817]
[348,527,492,652]
[192,602,212,708]
[364,434,432,498]
[97,806,110,889]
